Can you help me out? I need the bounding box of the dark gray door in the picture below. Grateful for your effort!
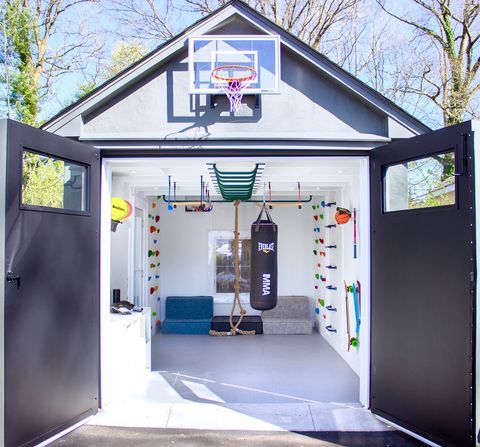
[4,120,100,447]
[370,121,475,447]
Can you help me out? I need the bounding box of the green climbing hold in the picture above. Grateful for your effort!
[350,338,359,348]
[319,299,325,307]
[315,273,320,279]
[152,311,157,317]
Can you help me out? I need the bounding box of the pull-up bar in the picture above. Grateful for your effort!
[161,195,313,205]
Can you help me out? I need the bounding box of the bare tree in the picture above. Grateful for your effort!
[184,0,361,50]
[376,0,480,126]
[1,0,104,124]
[103,0,181,43]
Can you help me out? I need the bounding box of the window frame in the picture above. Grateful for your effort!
[381,146,459,215]
[20,147,91,216]
[208,230,251,303]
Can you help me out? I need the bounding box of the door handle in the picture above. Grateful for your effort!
[6,271,21,287]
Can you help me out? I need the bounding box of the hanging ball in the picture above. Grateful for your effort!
[335,207,352,225]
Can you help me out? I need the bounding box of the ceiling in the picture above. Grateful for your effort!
[108,156,366,198]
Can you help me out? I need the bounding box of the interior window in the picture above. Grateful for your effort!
[22,150,88,212]
[384,150,456,212]
[215,238,251,293]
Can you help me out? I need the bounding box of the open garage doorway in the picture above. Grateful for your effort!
[95,155,379,432]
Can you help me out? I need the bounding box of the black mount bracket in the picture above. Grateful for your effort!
[209,94,260,109]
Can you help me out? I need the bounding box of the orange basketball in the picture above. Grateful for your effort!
[335,208,351,225]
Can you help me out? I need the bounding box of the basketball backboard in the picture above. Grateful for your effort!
[188,35,280,94]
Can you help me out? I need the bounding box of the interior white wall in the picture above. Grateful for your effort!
[110,179,133,301]
[313,184,362,376]
[157,201,315,319]
[100,161,112,408]
[358,158,371,407]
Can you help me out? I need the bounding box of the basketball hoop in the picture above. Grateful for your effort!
[211,65,257,112]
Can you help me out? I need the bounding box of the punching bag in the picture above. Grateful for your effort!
[250,205,278,310]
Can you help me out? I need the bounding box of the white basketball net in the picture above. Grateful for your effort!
[212,66,257,113]
[217,80,249,112]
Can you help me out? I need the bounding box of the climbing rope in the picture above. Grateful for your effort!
[210,200,255,336]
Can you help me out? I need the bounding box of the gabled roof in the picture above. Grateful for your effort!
[42,0,430,135]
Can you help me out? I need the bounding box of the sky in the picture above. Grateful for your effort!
[3,0,477,129]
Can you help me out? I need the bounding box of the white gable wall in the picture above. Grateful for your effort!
[81,45,387,141]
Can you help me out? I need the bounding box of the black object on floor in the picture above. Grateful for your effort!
[211,315,263,333]
[50,426,428,447]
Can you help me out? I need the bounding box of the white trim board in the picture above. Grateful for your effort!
[34,416,93,447]
[102,153,371,408]
[375,416,442,447]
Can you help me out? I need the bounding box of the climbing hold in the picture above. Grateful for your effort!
[326,224,337,229]
[318,299,325,307]
[315,308,320,314]
[326,285,337,290]
[326,305,337,312]
[150,226,156,233]
[326,245,337,249]
[325,325,337,333]
[326,265,337,270]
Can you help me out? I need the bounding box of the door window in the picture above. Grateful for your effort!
[22,149,88,212]
[383,150,456,212]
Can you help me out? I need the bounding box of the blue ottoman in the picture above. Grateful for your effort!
[162,296,213,334]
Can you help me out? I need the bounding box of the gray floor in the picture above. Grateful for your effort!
[89,331,386,432]
[152,332,360,404]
